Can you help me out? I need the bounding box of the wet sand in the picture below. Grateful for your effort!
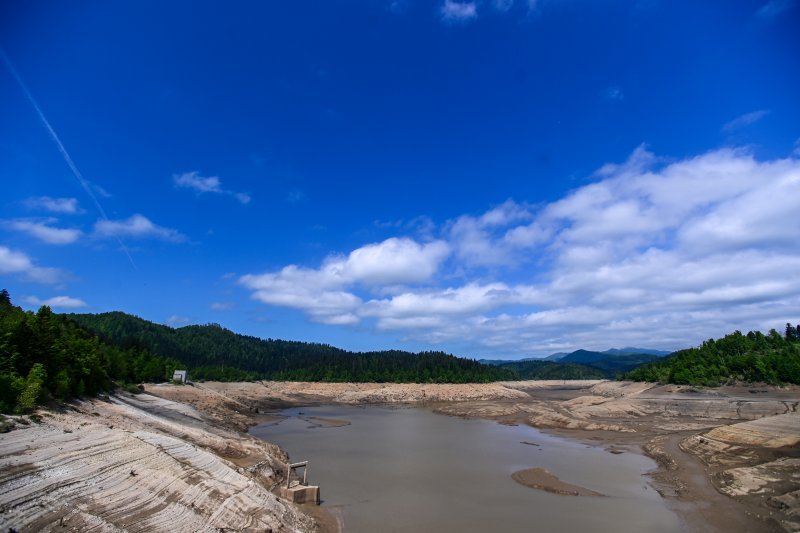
[303,416,351,428]
[511,467,604,496]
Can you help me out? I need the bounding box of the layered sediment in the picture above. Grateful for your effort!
[1,379,798,532]
[0,392,314,533]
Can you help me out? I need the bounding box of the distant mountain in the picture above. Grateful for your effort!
[603,347,671,357]
[581,353,664,376]
[485,347,670,379]
[483,347,669,366]
[491,360,607,380]
[559,349,609,364]
[479,357,540,365]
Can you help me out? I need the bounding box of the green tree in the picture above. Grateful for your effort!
[17,363,47,413]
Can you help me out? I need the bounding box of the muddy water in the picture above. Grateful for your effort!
[251,406,683,533]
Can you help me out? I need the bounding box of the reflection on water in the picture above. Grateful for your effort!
[250,406,683,533]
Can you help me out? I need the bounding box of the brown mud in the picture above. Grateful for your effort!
[511,467,604,496]
[2,379,798,532]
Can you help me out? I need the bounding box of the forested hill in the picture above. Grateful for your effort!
[483,350,666,379]
[0,291,181,413]
[68,311,514,383]
[622,326,800,385]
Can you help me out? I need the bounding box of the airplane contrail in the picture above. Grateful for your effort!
[1,48,137,269]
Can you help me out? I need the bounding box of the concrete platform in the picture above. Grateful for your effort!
[279,485,320,505]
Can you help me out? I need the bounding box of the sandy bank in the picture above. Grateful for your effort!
[512,467,604,496]
[160,379,798,532]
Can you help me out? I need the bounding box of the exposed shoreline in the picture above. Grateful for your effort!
[511,467,605,496]
[194,380,799,532]
[1,379,798,532]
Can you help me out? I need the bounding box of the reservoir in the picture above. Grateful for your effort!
[250,405,684,533]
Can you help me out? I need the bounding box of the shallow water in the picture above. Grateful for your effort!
[250,405,683,533]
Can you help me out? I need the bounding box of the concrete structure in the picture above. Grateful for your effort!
[279,484,320,504]
[278,461,320,505]
[172,370,188,383]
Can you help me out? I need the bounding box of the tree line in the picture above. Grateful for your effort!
[622,325,800,385]
[68,311,514,384]
[5,285,799,413]
[0,290,182,413]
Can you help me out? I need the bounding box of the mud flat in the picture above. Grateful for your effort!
[253,404,680,533]
[2,379,798,532]
[511,467,604,496]
[164,379,799,532]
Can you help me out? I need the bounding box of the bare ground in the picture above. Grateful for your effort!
[1,379,798,532]
[0,391,316,533]
[168,379,800,533]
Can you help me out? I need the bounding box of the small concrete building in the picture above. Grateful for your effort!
[278,461,320,505]
[172,370,188,383]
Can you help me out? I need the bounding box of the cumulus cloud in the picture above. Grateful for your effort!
[722,109,770,132]
[93,214,186,242]
[23,196,83,214]
[174,171,251,204]
[240,237,450,324]
[240,147,800,355]
[447,199,536,267]
[23,295,87,308]
[0,245,62,283]
[441,0,478,22]
[5,219,82,245]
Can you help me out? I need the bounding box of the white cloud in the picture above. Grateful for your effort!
[174,171,251,204]
[240,147,800,356]
[240,237,450,324]
[448,199,534,266]
[5,219,82,245]
[93,214,186,242]
[344,238,450,285]
[441,0,478,22]
[23,196,83,214]
[210,302,234,311]
[722,109,770,132]
[495,0,514,11]
[23,295,87,309]
[166,315,191,326]
[0,245,62,283]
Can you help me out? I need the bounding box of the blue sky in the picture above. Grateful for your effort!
[1,0,799,358]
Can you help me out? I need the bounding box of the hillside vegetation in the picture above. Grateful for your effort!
[68,311,513,384]
[0,290,181,413]
[5,285,799,413]
[485,350,665,379]
[623,326,800,386]
[491,360,606,380]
